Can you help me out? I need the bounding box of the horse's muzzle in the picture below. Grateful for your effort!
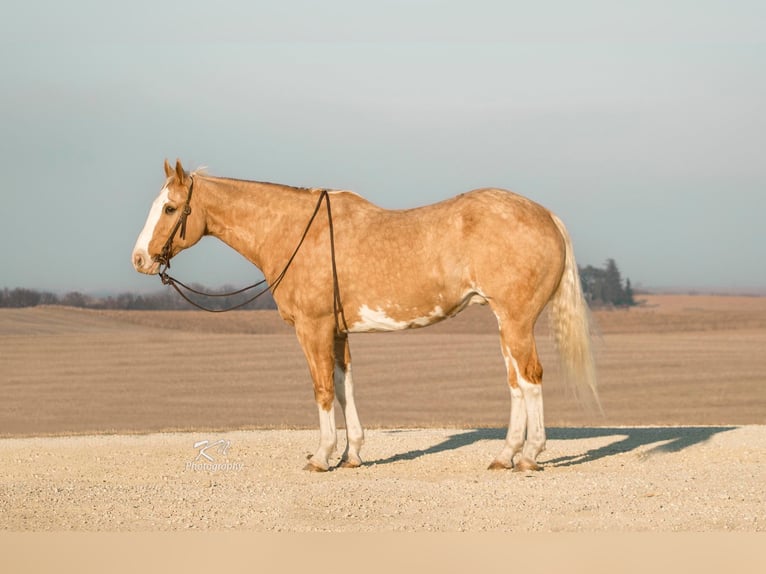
[132,250,160,275]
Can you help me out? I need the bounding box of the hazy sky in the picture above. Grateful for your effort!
[1,1,764,294]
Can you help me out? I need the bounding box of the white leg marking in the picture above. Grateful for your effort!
[492,349,528,467]
[335,364,364,466]
[493,385,527,468]
[309,403,337,471]
[508,384,528,454]
[505,349,546,462]
[520,378,546,461]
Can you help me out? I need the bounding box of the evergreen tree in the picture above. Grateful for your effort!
[603,258,624,306]
[578,259,636,307]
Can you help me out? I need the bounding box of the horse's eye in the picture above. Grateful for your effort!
[164,205,177,215]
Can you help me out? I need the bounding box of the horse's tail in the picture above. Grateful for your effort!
[547,213,602,414]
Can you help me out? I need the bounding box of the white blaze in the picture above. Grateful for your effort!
[132,187,170,266]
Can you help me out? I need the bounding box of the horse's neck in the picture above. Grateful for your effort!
[198,176,311,277]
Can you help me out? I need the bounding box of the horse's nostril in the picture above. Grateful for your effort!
[133,253,144,269]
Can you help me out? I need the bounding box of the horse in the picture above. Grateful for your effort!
[132,159,599,472]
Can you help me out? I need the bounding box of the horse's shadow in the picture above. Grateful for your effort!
[367,426,737,468]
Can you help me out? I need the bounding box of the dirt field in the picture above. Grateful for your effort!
[1,294,765,532]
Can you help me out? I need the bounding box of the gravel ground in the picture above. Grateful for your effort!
[1,426,763,532]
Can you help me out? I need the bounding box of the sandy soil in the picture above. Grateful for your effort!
[1,426,763,532]
[1,295,765,532]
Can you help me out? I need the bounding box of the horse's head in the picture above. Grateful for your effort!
[132,159,206,274]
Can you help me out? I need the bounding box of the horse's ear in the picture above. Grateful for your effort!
[174,159,185,183]
[164,159,173,178]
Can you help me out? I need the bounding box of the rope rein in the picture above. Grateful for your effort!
[157,184,347,332]
[324,190,348,333]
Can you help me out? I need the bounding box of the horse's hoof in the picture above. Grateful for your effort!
[514,458,543,472]
[339,459,362,469]
[487,460,512,470]
[303,461,328,472]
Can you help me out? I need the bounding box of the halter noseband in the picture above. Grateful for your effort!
[157,176,194,273]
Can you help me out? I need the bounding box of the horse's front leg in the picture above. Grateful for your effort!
[334,334,364,468]
[296,320,338,472]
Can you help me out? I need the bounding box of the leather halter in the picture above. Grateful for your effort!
[156,177,194,270]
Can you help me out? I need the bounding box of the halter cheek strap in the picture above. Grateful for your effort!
[157,176,194,270]
[179,202,192,240]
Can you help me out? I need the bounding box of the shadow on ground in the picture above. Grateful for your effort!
[368,426,737,468]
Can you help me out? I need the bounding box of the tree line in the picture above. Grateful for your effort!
[579,258,637,307]
[0,285,277,311]
[2,258,636,311]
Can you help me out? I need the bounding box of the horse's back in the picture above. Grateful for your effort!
[335,186,559,239]
[354,187,563,258]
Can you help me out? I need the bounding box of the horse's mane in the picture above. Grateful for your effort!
[195,172,312,192]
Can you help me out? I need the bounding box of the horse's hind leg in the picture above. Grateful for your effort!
[487,375,527,470]
[334,334,364,468]
[489,317,546,471]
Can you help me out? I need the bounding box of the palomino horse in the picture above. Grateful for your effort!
[133,160,598,472]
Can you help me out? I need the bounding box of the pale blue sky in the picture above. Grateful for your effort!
[1,1,764,293]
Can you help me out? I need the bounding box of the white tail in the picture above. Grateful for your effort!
[548,214,602,413]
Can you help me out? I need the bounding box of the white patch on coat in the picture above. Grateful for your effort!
[349,304,445,333]
[132,186,170,266]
